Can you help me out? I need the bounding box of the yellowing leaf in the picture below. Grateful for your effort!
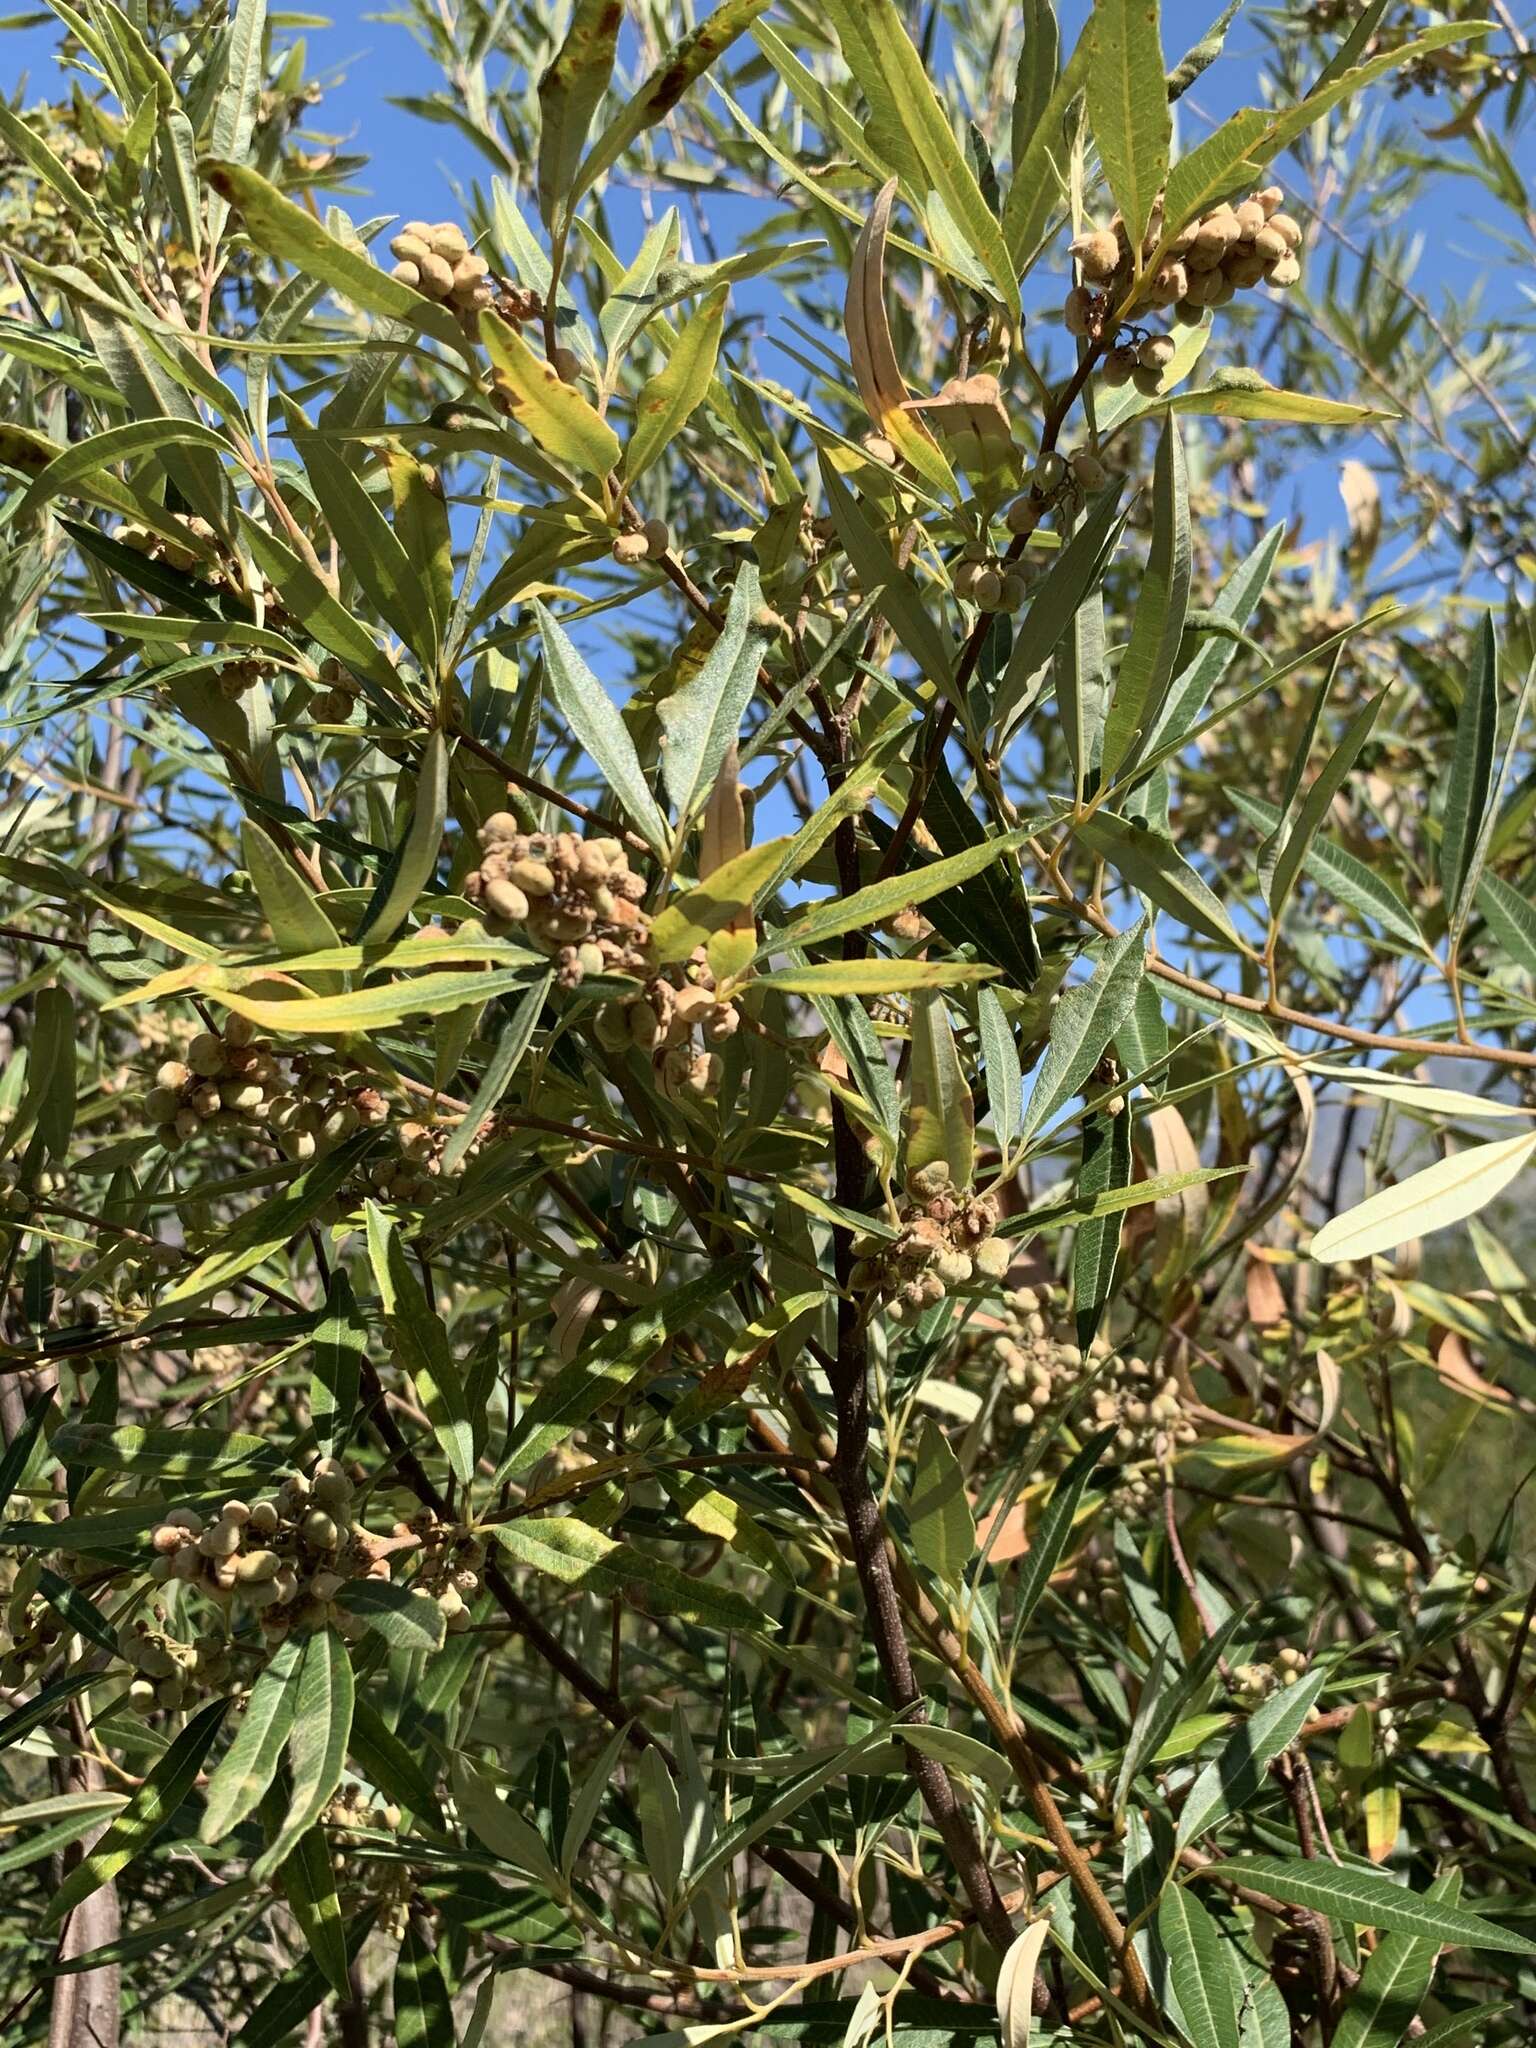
[625,284,727,480]
[1311,1133,1536,1264]
[844,181,958,499]
[480,310,622,477]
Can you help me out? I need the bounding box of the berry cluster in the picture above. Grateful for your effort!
[144,1017,281,1148]
[267,1052,391,1165]
[967,1287,1199,1513]
[406,1514,485,1635]
[850,1162,1010,1325]
[613,518,671,565]
[388,219,492,328]
[361,1114,481,1203]
[147,1460,393,1641]
[599,968,740,1104]
[112,1614,234,1716]
[1232,1647,1311,1702]
[464,819,651,988]
[1067,188,1302,367]
[310,656,360,723]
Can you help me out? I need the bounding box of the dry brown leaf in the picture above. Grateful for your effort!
[844,180,956,497]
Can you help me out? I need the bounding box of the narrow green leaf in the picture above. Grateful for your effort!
[1204,1858,1536,1954]
[251,1631,354,1881]
[277,1825,349,1998]
[538,0,624,229]
[1158,1885,1240,2048]
[44,1699,229,1928]
[440,973,552,1175]
[905,1423,975,1584]
[1020,923,1146,1141]
[503,1257,751,1477]
[906,990,975,1187]
[310,1270,365,1461]
[356,728,449,947]
[1176,1668,1327,1851]
[394,1918,457,2048]
[820,459,955,696]
[492,1517,765,1631]
[149,1132,374,1313]
[1087,0,1172,251]
[1334,1871,1460,2048]
[1440,616,1499,927]
[1478,869,1536,976]
[365,1203,475,1487]
[977,987,1023,1154]
[1075,808,1240,948]
[627,283,728,480]
[201,1638,306,1844]
[1073,1108,1131,1348]
[1230,791,1422,952]
[536,599,669,851]
[1267,688,1389,922]
[771,828,1031,963]
[1009,1429,1114,1645]
[1100,417,1190,779]
[657,564,768,821]
[200,158,473,362]
[575,0,769,202]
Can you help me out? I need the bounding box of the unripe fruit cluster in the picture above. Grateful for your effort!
[1232,1647,1310,1704]
[144,1015,280,1149]
[953,542,1028,614]
[217,657,275,701]
[613,518,671,565]
[113,1615,233,1716]
[850,1162,1010,1324]
[464,818,651,988]
[596,962,739,1104]
[267,1053,392,1165]
[310,656,359,724]
[0,1592,63,1687]
[406,1514,486,1635]
[388,219,492,327]
[146,1460,392,1643]
[362,1113,480,1203]
[966,1287,1198,1515]
[1101,333,1177,397]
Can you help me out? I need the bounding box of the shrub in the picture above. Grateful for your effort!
[1,1,1534,2042]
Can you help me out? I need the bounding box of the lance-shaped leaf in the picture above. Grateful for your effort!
[251,1630,354,1881]
[977,986,1022,1155]
[480,310,622,478]
[1021,922,1146,1141]
[366,1203,475,1486]
[992,481,1125,738]
[201,1639,305,1845]
[200,158,473,361]
[1333,1870,1460,2048]
[1073,1106,1131,1347]
[45,1699,229,1927]
[844,181,957,499]
[240,822,342,992]
[1202,1858,1536,1953]
[492,1517,764,1631]
[656,564,768,820]
[905,990,974,1187]
[1310,1133,1536,1266]
[1157,1885,1241,2048]
[1176,1667,1327,1850]
[310,1269,365,1465]
[575,0,769,200]
[768,827,1031,962]
[1101,418,1190,780]
[1265,686,1389,922]
[649,840,788,966]
[1440,615,1499,930]
[824,0,1020,323]
[1087,0,1171,253]
[537,0,623,228]
[1154,381,1396,428]
[1003,28,1092,263]
[536,599,669,850]
[356,727,449,947]
[625,283,728,481]
[905,1423,975,1583]
[996,1917,1051,2048]
[819,460,955,696]
[1075,807,1240,949]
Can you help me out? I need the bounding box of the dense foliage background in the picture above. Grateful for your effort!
[1,0,1535,2042]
